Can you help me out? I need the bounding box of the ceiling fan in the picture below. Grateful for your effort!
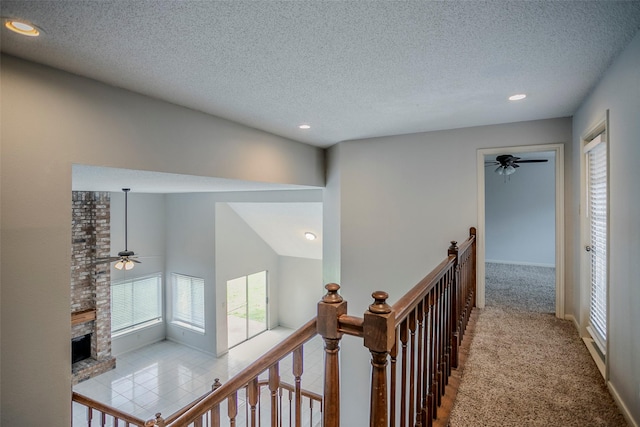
[95,188,141,270]
[485,154,548,176]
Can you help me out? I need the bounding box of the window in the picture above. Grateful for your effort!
[172,273,205,333]
[111,273,162,335]
[585,131,608,353]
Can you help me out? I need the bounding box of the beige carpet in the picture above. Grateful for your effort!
[448,263,627,426]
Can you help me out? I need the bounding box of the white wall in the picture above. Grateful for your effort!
[485,155,556,266]
[110,192,167,355]
[328,118,573,425]
[0,56,324,426]
[215,202,280,355]
[278,256,324,329]
[572,31,640,424]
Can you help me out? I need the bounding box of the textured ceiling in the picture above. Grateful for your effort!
[2,1,640,148]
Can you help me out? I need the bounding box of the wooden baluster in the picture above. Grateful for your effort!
[228,391,238,427]
[207,379,222,427]
[408,310,416,427]
[317,283,347,427]
[399,319,409,427]
[293,346,303,427]
[448,241,459,370]
[248,378,258,427]
[390,331,398,427]
[443,271,451,382]
[269,364,280,426]
[438,279,446,403]
[364,291,395,427]
[415,302,424,427]
[194,413,203,427]
[429,290,437,421]
[422,296,433,427]
[470,227,477,310]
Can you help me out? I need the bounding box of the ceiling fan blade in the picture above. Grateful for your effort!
[515,159,548,163]
[94,256,121,263]
[485,162,500,166]
[130,258,142,264]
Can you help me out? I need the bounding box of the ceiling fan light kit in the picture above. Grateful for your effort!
[486,154,548,179]
[95,188,141,270]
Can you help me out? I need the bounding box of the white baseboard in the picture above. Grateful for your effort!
[564,314,579,332]
[485,260,556,268]
[608,381,638,427]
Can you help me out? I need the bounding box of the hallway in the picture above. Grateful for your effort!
[448,263,626,426]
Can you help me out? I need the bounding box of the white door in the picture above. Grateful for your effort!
[584,131,608,355]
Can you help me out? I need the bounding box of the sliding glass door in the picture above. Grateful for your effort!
[227,271,268,348]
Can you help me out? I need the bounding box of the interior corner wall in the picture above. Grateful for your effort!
[329,117,573,425]
[485,156,556,266]
[572,31,640,424]
[0,55,324,426]
[214,202,280,355]
[110,192,167,356]
[277,256,324,329]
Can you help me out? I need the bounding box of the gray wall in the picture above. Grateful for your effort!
[485,155,556,266]
[165,194,218,354]
[572,31,640,423]
[214,202,280,355]
[278,256,324,329]
[110,192,167,355]
[327,118,573,425]
[0,56,324,426]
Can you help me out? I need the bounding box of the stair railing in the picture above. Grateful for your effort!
[317,227,477,427]
[74,227,476,427]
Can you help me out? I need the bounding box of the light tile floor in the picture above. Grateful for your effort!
[73,327,324,426]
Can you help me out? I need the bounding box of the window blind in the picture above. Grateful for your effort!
[586,135,607,351]
[111,274,162,334]
[172,274,205,331]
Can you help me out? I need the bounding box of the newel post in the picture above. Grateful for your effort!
[363,291,395,427]
[317,283,347,427]
[448,240,460,369]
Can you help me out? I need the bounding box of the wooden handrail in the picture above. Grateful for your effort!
[392,256,456,325]
[72,391,147,426]
[168,317,318,426]
[162,380,221,424]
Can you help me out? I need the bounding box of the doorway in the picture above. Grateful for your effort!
[226,270,268,348]
[477,144,565,317]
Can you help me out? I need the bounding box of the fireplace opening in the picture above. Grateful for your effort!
[72,334,91,364]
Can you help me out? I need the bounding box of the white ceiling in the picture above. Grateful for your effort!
[2,1,639,148]
[5,2,640,261]
[71,164,317,193]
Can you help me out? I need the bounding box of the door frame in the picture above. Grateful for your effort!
[477,143,565,318]
[579,112,609,379]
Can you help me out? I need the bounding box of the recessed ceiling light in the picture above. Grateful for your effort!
[4,19,41,37]
[508,94,527,101]
[299,124,311,130]
[304,232,316,241]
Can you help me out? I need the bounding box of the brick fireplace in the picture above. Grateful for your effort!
[71,191,116,384]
